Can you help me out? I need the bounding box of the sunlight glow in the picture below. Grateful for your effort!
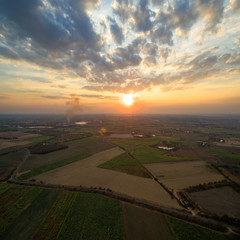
[122,93,134,106]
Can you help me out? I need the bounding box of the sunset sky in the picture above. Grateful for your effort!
[0,0,240,114]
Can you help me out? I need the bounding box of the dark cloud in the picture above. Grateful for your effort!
[108,17,124,44]
[0,45,19,59]
[0,0,102,70]
[151,25,173,46]
[132,0,155,32]
[159,48,172,62]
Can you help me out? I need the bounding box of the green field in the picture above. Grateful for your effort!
[61,136,98,145]
[123,203,175,240]
[209,150,240,160]
[32,191,77,240]
[57,192,125,240]
[3,189,60,240]
[98,153,150,178]
[30,136,54,143]
[19,153,91,180]
[0,183,236,240]
[0,185,39,236]
[0,182,12,195]
[166,216,228,240]
[112,136,180,149]
[129,146,194,164]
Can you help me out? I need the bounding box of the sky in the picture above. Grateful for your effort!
[0,0,240,114]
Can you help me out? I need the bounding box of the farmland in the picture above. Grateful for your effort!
[129,146,195,164]
[165,216,228,240]
[0,150,26,180]
[190,187,240,218]
[57,192,125,240]
[0,114,240,239]
[122,203,175,240]
[144,161,225,190]
[33,147,181,209]
[32,191,77,240]
[19,153,91,180]
[98,153,150,178]
[0,183,237,240]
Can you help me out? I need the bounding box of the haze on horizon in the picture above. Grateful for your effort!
[0,0,240,115]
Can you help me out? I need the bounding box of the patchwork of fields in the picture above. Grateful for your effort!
[33,147,181,209]
[0,183,233,240]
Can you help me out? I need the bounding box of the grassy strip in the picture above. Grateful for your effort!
[61,136,98,145]
[209,150,240,160]
[98,153,150,178]
[0,183,12,195]
[112,136,180,149]
[165,216,228,240]
[0,187,42,236]
[32,191,77,240]
[130,146,194,164]
[3,189,60,240]
[30,136,54,143]
[57,192,125,240]
[19,153,91,180]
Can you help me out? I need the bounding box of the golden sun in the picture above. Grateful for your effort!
[122,93,134,106]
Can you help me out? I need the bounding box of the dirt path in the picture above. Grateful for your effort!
[33,147,181,209]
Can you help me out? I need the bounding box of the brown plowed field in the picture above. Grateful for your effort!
[166,145,219,164]
[190,187,240,218]
[145,161,225,190]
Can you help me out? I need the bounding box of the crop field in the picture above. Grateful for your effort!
[21,138,113,172]
[122,203,175,240]
[0,184,40,236]
[111,136,180,149]
[19,153,91,180]
[209,149,240,161]
[129,146,195,164]
[0,149,26,180]
[32,191,77,240]
[98,153,150,178]
[165,216,228,240]
[166,146,217,164]
[145,161,225,190]
[57,192,125,240]
[2,189,60,240]
[190,187,240,218]
[0,183,236,240]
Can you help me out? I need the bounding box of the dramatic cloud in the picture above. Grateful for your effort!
[0,0,239,96]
